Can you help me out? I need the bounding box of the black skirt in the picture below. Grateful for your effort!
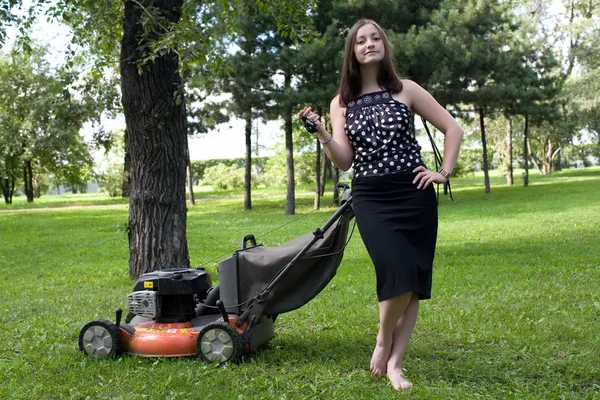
[351,171,438,301]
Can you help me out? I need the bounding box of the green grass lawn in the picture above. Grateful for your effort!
[0,168,599,399]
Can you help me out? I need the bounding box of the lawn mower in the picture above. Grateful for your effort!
[79,187,354,363]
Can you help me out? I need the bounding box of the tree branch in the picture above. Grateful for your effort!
[129,0,169,33]
[551,146,562,160]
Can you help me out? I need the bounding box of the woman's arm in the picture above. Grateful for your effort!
[298,96,355,171]
[403,79,464,188]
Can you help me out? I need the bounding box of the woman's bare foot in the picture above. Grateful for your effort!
[370,341,391,375]
[387,368,412,390]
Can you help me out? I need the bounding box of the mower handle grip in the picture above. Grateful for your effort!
[241,234,257,249]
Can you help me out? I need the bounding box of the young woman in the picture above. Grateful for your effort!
[298,19,463,390]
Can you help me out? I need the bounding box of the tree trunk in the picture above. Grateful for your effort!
[314,139,321,210]
[543,140,561,175]
[479,108,491,193]
[186,147,195,206]
[528,136,548,174]
[0,178,7,204]
[332,166,340,206]
[121,0,190,279]
[523,115,529,187]
[244,113,252,210]
[320,156,330,197]
[1,176,14,204]
[545,140,552,174]
[284,69,295,215]
[34,175,42,198]
[122,129,131,197]
[23,159,34,203]
[1,178,7,204]
[554,154,562,171]
[505,116,513,185]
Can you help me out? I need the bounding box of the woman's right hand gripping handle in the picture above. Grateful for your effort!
[298,103,354,171]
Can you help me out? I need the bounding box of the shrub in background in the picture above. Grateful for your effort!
[96,163,124,197]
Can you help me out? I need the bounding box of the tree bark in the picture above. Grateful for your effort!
[479,108,491,193]
[121,0,190,279]
[544,140,561,174]
[244,113,252,210]
[0,178,7,204]
[320,156,330,197]
[528,138,545,173]
[23,159,34,203]
[186,147,195,206]
[332,166,339,206]
[284,68,295,215]
[523,114,529,187]
[545,140,552,174]
[122,129,131,197]
[506,116,513,185]
[554,153,562,172]
[1,176,14,204]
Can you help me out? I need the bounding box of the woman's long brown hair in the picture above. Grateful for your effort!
[338,19,403,106]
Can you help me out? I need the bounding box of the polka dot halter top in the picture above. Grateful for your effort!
[344,91,423,177]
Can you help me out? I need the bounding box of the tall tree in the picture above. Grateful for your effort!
[215,6,274,211]
[3,0,315,277]
[119,0,191,277]
[265,31,302,215]
[0,45,97,203]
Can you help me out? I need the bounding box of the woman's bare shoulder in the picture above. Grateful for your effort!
[330,94,342,108]
[330,94,347,115]
[399,78,421,91]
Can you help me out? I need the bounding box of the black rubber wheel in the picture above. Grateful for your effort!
[78,319,122,357]
[196,322,243,364]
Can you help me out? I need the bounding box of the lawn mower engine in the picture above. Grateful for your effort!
[126,268,211,323]
[79,268,226,359]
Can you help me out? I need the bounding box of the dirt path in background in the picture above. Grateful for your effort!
[0,203,127,212]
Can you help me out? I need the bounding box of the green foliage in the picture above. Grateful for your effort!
[191,157,269,181]
[561,144,600,168]
[261,121,319,186]
[1,169,599,398]
[201,164,245,190]
[421,148,479,177]
[263,153,317,186]
[201,163,269,190]
[0,45,99,201]
[192,150,319,189]
[51,135,95,192]
[96,162,125,197]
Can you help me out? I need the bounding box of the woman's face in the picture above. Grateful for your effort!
[353,23,385,65]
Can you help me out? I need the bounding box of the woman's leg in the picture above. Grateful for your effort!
[370,291,413,374]
[386,292,419,390]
